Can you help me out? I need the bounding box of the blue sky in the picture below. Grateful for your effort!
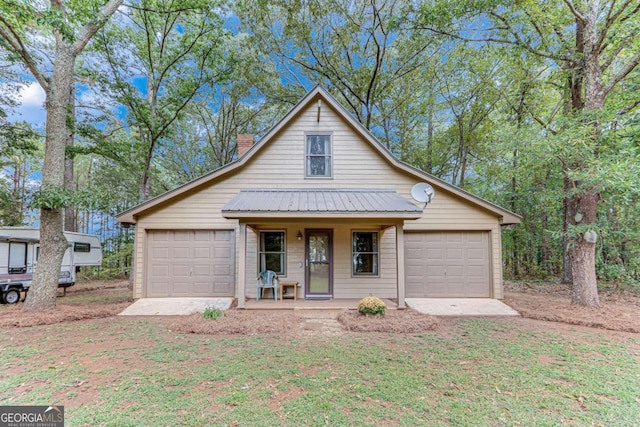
[6,81,47,128]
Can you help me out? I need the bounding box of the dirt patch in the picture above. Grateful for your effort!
[504,281,640,333]
[337,309,439,333]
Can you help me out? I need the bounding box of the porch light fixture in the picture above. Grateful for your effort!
[297,231,303,241]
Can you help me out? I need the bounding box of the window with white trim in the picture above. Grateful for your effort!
[352,231,379,275]
[259,231,286,275]
[305,134,332,177]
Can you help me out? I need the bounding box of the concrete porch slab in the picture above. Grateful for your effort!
[405,298,519,316]
[119,298,233,316]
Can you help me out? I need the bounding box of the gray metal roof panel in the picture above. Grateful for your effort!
[221,189,422,214]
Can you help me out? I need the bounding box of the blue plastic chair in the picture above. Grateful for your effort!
[257,270,278,301]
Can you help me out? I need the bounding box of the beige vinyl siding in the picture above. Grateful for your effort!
[133,226,145,299]
[132,99,505,298]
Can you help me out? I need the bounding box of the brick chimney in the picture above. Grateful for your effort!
[237,134,254,158]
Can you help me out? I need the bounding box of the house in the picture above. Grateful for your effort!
[116,86,520,308]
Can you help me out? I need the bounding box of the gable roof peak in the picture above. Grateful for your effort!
[116,85,520,225]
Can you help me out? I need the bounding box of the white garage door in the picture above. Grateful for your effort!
[147,230,235,297]
[405,231,490,298]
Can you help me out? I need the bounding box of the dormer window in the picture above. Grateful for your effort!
[306,134,332,178]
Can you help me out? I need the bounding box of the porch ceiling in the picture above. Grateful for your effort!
[221,189,423,219]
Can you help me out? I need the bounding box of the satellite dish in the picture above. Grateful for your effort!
[411,183,435,206]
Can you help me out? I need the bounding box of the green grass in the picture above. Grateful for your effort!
[1,318,639,426]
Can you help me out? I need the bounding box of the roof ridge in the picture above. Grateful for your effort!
[239,188,396,193]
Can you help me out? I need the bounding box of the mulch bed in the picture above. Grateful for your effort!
[504,281,640,333]
[337,310,439,333]
[170,311,306,335]
[0,302,131,328]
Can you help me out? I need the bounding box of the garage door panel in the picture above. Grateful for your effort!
[447,265,464,277]
[214,247,231,258]
[467,233,484,244]
[151,264,169,277]
[193,247,211,259]
[425,233,444,243]
[173,231,190,241]
[192,264,211,276]
[194,231,211,241]
[152,232,168,241]
[172,264,190,277]
[152,247,169,259]
[426,248,443,260]
[446,233,463,244]
[147,230,235,297]
[215,231,232,241]
[467,265,486,278]
[446,248,463,260]
[425,266,446,278]
[405,231,490,298]
[150,281,170,294]
[467,248,485,260]
[172,247,190,259]
[192,281,212,293]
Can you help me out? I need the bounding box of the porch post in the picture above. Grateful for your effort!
[237,222,247,308]
[396,222,406,309]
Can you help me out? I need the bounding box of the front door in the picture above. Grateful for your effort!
[305,229,333,298]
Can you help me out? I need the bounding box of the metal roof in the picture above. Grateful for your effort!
[221,189,423,218]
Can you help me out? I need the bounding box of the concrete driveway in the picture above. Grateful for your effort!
[119,298,233,316]
[406,298,519,316]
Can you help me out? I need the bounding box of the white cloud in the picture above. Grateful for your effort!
[1,82,46,127]
[17,82,46,106]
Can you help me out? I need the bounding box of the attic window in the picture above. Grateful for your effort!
[305,134,332,178]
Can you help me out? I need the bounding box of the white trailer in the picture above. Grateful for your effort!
[0,227,103,304]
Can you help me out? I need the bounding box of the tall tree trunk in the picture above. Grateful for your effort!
[569,190,599,305]
[24,48,75,311]
[568,3,603,306]
[562,176,574,284]
[511,149,519,278]
[64,85,76,232]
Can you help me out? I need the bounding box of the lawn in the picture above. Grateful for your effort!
[2,315,639,426]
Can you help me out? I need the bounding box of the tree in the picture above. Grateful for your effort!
[89,0,230,202]
[417,0,640,306]
[0,0,123,310]
[0,121,40,225]
[236,0,441,151]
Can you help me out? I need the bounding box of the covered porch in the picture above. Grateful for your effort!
[222,189,424,309]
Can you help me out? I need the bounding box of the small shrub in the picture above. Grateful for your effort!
[202,307,223,320]
[357,296,387,316]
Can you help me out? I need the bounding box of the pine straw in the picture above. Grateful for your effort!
[504,292,640,334]
[0,302,131,328]
[170,309,440,335]
[337,309,439,333]
[170,310,306,335]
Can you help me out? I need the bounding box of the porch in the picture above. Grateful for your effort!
[243,298,399,310]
